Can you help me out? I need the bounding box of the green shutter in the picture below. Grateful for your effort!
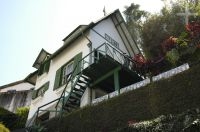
[44,60,50,73]
[32,90,37,100]
[44,82,49,92]
[53,68,62,90]
[73,52,82,76]
[38,64,44,75]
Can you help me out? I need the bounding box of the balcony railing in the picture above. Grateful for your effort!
[28,42,138,127]
[80,42,136,72]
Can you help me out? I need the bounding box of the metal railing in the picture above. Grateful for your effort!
[80,42,137,71]
[28,42,138,127]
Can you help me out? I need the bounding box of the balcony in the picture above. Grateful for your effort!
[79,43,143,93]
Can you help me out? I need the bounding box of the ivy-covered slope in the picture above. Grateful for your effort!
[43,63,200,132]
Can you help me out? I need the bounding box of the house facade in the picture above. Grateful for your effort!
[27,9,142,126]
[0,71,36,113]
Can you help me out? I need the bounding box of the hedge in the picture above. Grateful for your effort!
[43,63,200,132]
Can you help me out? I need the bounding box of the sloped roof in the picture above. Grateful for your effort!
[0,80,24,90]
[0,70,37,90]
[62,25,89,42]
[49,9,120,60]
[33,49,51,69]
[24,70,38,85]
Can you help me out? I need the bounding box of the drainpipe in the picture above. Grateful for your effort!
[80,29,93,105]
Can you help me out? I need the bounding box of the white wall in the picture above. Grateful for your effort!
[28,14,131,121]
[27,36,90,121]
[89,17,129,55]
[0,82,34,93]
[0,82,33,113]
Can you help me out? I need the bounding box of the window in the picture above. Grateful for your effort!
[38,59,51,76]
[53,52,82,90]
[32,82,49,100]
[61,61,74,85]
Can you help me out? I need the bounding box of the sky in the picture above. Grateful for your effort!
[0,0,164,86]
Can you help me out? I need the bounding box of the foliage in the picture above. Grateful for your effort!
[123,3,148,55]
[0,107,18,130]
[0,123,10,132]
[139,0,200,59]
[165,48,180,66]
[176,32,189,48]
[15,107,29,128]
[118,108,200,132]
[43,63,200,132]
[141,1,185,58]
[0,107,13,115]
[124,3,147,23]
[16,107,29,118]
[28,124,46,132]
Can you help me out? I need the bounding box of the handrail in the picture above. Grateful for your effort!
[55,42,122,112]
[26,112,37,127]
[80,42,137,72]
[31,42,138,126]
[55,63,79,109]
[38,97,61,110]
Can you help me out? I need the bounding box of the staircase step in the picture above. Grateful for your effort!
[65,103,79,109]
[69,94,81,100]
[78,79,87,84]
[76,83,87,89]
[72,92,82,98]
[73,88,84,93]
[67,100,80,105]
[68,98,78,103]
[61,73,90,113]
[81,75,91,82]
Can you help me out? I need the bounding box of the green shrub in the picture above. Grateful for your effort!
[15,107,29,128]
[28,124,46,132]
[0,123,10,132]
[165,49,180,66]
[43,63,200,132]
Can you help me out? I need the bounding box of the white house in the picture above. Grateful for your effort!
[0,71,37,113]
[26,9,143,126]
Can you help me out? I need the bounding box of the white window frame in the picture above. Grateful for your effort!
[61,61,74,85]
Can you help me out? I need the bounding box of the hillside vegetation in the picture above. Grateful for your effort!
[43,63,200,132]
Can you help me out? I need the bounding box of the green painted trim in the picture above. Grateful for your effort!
[53,68,62,90]
[32,90,37,100]
[90,66,121,87]
[73,52,82,77]
[114,70,120,94]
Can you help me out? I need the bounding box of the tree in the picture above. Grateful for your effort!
[123,3,148,56]
[140,0,200,59]
[141,1,186,59]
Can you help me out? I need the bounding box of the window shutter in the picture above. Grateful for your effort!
[53,68,62,90]
[38,64,44,75]
[44,60,50,73]
[32,90,37,100]
[73,52,82,76]
[44,82,49,92]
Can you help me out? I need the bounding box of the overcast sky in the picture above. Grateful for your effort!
[0,0,164,86]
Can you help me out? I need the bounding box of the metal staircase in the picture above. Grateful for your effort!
[62,74,90,112]
[29,42,142,127]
